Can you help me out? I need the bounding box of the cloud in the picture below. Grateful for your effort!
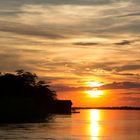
[74,61,118,74]
[0,11,21,16]
[0,20,64,39]
[73,42,99,46]
[52,84,92,92]
[113,72,140,79]
[115,64,140,72]
[118,12,140,17]
[114,40,133,45]
[0,0,139,87]
[1,1,140,40]
[82,61,140,73]
[13,1,140,36]
[0,47,54,73]
[0,52,25,71]
[40,76,79,82]
[101,20,140,34]
[0,0,126,6]
[99,82,140,90]
[118,92,140,95]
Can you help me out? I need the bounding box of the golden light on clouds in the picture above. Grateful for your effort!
[86,81,104,87]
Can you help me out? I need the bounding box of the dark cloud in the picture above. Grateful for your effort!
[115,73,138,76]
[119,92,140,95]
[0,11,21,16]
[113,72,140,76]
[115,64,140,72]
[73,42,99,46]
[99,82,140,90]
[52,84,92,92]
[114,40,133,45]
[20,49,41,54]
[40,76,79,82]
[118,12,140,18]
[113,72,140,79]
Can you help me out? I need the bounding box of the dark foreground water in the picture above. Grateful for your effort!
[0,109,140,140]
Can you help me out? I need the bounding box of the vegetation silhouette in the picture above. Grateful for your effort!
[0,70,58,123]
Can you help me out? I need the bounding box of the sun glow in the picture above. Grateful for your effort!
[86,89,104,98]
[85,81,104,98]
[86,81,103,87]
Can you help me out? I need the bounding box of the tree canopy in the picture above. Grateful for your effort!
[0,70,57,101]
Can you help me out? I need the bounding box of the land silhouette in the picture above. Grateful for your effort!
[0,70,72,123]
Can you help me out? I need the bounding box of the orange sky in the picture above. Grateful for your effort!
[0,0,140,106]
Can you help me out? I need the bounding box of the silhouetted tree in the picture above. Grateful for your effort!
[0,69,56,100]
[0,70,58,122]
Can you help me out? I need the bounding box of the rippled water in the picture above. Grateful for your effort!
[0,109,140,140]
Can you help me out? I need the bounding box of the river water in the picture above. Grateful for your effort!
[0,109,139,140]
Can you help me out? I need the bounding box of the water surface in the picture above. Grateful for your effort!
[0,109,139,140]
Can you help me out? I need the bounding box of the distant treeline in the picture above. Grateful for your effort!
[73,107,140,110]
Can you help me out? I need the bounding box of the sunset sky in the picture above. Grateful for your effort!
[0,0,140,107]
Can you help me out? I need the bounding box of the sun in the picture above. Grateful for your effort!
[86,89,104,98]
[85,81,104,98]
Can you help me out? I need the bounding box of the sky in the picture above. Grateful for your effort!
[0,0,140,107]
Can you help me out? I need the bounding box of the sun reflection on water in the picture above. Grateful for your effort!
[89,110,101,140]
